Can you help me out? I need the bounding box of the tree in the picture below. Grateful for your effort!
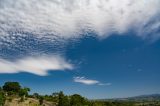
[58,91,70,106]
[52,92,59,97]
[0,86,2,91]
[19,87,30,97]
[3,82,21,94]
[70,94,87,106]
[0,92,5,106]
[33,93,39,98]
[19,87,30,101]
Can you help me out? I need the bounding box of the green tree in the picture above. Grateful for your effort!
[33,93,39,98]
[70,94,87,106]
[0,92,5,106]
[19,87,30,101]
[58,91,70,106]
[3,82,21,95]
[19,87,30,97]
[52,92,59,97]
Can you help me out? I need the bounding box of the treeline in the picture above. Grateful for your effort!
[0,81,91,106]
[30,91,91,106]
[0,82,160,106]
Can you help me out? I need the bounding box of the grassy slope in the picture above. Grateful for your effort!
[4,97,55,106]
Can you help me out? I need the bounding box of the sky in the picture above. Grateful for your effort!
[0,0,160,99]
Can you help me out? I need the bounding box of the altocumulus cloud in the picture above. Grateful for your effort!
[0,56,73,76]
[0,0,160,75]
[73,76,111,86]
[0,0,160,40]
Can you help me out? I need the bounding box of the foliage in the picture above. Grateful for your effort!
[1,82,160,106]
[0,82,31,105]
[0,91,5,106]
[58,91,70,106]
[33,93,39,98]
[2,82,21,94]
[70,94,88,106]
[43,94,58,102]
[39,96,44,105]
[19,87,30,97]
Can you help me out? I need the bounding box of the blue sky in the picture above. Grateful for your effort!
[0,0,160,99]
[0,33,160,99]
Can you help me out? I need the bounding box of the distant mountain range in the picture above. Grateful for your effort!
[124,94,160,101]
[97,94,160,102]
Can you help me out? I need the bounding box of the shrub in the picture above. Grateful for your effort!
[0,92,5,106]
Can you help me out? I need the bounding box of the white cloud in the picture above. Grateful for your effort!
[74,76,99,85]
[0,0,160,43]
[0,55,73,76]
[73,76,111,86]
[98,83,112,86]
[0,0,160,75]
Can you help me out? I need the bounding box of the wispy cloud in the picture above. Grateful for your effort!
[98,83,112,86]
[0,55,73,76]
[73,76,111,86]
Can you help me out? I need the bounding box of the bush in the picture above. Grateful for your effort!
[0,92,5,106]
[19,87,30,98]
[70,94,88,106]
[39,96,44,105]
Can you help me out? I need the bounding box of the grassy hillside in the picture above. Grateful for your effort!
[1,82,160,106]
[4,97,55,106]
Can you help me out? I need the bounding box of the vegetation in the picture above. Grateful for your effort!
[70,94,89,106]
[3,82,21,95]
[0,82,160,106]
[39,96,44,105]
[0,87,5,106]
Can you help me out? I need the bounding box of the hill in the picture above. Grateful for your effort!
[4,97,55,106]
[1,81,160,106]
[125,94,160,102]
